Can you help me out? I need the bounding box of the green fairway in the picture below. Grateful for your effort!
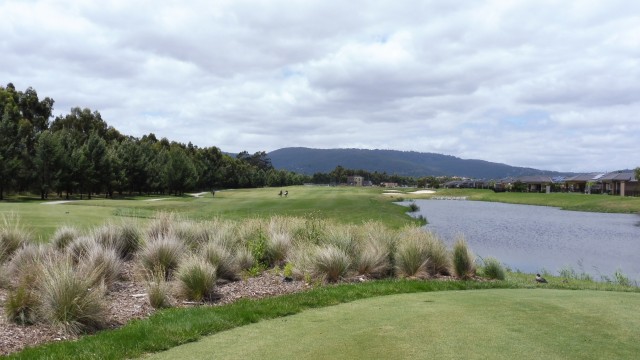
[0,186,421,239]
[147,289,640,360]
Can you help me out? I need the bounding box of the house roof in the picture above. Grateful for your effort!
[515,175,554,184]
[599,171,637,182]
[564,173,605,182]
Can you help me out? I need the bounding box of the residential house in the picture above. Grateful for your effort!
[347,176,364,186]
[515,175,555,193]
[598,171,639,196]
[564,173,604,194]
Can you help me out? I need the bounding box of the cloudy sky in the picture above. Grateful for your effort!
[2,0,639,172]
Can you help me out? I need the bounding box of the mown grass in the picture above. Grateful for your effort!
[4,280,512,359]
[0,187,421,239]
[149,289,640,360]
[5,276,638,359]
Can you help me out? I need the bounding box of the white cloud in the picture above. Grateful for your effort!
[1,0,639,173]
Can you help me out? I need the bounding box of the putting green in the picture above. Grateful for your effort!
[146,289,640,359]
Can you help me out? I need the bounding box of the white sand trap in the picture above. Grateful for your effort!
[383,192,402,196]
[41,200,75,205]
[188,192,209,197]
[145,198,170,202]
[409,190,436,194]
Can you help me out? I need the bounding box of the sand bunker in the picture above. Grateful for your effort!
[41,200,75,205]
[409,190,436,194]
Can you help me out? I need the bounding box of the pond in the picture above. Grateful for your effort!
[406,200,640,282]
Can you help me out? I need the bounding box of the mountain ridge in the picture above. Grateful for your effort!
[268,147,571,179]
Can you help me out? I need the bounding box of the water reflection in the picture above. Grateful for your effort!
[407,200,640,281]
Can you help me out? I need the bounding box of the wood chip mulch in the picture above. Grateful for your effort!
[0,262,310,356]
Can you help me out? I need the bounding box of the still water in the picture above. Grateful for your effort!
[407,200,640,281]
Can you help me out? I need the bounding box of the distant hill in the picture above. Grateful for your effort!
[268,147,569,179]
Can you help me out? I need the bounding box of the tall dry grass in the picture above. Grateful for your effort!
[201,241,240,281]
[36,254,108,334]
[138,235,185,280]
[452,236,476,279]
[175,255,217,302]
[0,213,33,264]
[313,245,351,282]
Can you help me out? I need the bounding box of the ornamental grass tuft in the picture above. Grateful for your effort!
[50,226,81,250]
[145,270,172,309]
[266,231,292,266]
[313,245,351,282]
[480,257,506,280]
[4,283,39,325]
[202,241,240,281]
[175,255,217,302]
[0,214,33,264]
[36,255,108,334]
[138,235,185,280]
[395,227,433,278]
[77,243,123,289]
[452,236,476,279]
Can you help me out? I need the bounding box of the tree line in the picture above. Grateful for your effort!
[0,83,307,200]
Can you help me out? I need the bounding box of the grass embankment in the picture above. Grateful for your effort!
[393,188,640,213]
[0,186,420,239]
[149,289,640,360]
[5,277,638,360]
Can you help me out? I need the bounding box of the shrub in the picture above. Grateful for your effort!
[51,226,81,250]
[313,245,351,283]
[294,214,326,245]
[408,202,420,212]
[247,227,268,265]
[398,227,450,276]
[77,243,123,288]
[202,242,239,281]
[452,236,476,279]
[175,255,217,302]
[36,256,108,334]
[480,257,505,280]
[138,235,185,280]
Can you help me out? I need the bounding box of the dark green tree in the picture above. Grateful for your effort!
[34,130,63,199]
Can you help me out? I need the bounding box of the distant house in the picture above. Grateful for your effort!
[515,175,555,193]
[493,176,556,193]
[381,182,398,188]
[347,176,364,186]
[564,173,604,194]
[443,179,489,189]
[598,171,639,196]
